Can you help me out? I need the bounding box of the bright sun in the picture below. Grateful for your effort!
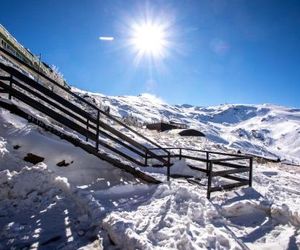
[130,21,168,59]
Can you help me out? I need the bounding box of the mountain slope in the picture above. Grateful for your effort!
[73,88,300,165]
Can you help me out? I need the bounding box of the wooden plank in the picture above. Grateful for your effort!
[147,154,179,159]
[149,147,247,158]
[0,47,100,111]
[213,161,248,169]
[210,181,249,192]
[97,120,168,165]
[221,175,249,183]
[211,156,251,162]
[4,75,151,159]
[2,76,160,165]
[0,64,93,120]
[207,162,213,199]
[0,98,160,184]
[212,167,249,177]
[187,164,209,174]
[11,78,88,127]
[98,129,145,157]
[0,76,10,81]
[0,80,96,140]
[181,154,207,162]
[0,82,144,166]
[0,53,170,154]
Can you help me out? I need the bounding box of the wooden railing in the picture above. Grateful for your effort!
[0,47,254,198]
[147,147,253,199]
[0,48,171,169]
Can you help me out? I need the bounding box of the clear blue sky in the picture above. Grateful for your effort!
[1,0,300,107]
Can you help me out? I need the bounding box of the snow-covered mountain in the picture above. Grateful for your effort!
[1,101,300,249]
[1,28,300,249]
[73,88,300,165]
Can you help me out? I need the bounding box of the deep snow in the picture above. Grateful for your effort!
[1,100,299,249]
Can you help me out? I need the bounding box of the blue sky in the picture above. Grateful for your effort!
[1,0,300,107]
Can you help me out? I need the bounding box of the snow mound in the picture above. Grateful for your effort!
[0,163,70,201]
[103,182,243,249]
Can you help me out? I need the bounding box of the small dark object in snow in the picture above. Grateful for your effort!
[23,153,44,164]
[41,235,62,246]
[13,145,21,150]
[56,160,73,167]
[179,129,205,137]
[237,149,242,154]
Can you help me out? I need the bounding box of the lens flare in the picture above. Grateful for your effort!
[130,21,167,58]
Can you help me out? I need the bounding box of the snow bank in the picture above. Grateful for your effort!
[103,182,243,249]
[0,137,8,157]
[0,163,70,201]
[143,160,206,181]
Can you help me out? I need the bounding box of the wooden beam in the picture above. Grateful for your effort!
[0,99,160,183]
[210,181,249,193]
[220,175,249,183]
[211,156,251,162]
[212,167,250,177]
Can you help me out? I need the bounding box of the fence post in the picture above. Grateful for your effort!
[179,148,182,160]
[86,118,89,142]
[167,152,171,181]
[144,149,148,166]
[95,110,100,150]
[207,161,213,199]
[206,152,209,176]
[249,157,253,187]
[8,74,13,100]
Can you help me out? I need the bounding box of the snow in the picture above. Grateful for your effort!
[72,87,300,165]
[143,159,206,180]
[0,74,300,248]
[103,182,244,250]
[2,27,300,249]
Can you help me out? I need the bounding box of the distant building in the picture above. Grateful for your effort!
[0,24,67,87]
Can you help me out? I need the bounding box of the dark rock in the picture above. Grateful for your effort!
[179,129,205,137]
[41,235,62,246]
[23,153,44,164]
[56,160,72,167]
[13,145,21,150]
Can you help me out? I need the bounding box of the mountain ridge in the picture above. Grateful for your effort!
[72,87,300,165]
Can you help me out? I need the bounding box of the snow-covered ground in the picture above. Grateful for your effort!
[1,29,300,249]
[1,100,300,249]
[73,88,300,165]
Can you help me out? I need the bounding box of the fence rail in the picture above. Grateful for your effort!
[0,47,253,198]
[147,147,253,198]
[0,49,170,170]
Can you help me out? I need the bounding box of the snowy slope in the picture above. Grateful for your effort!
[1,32,300,249]
[1,92,300,249]
[73,88,300,165]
